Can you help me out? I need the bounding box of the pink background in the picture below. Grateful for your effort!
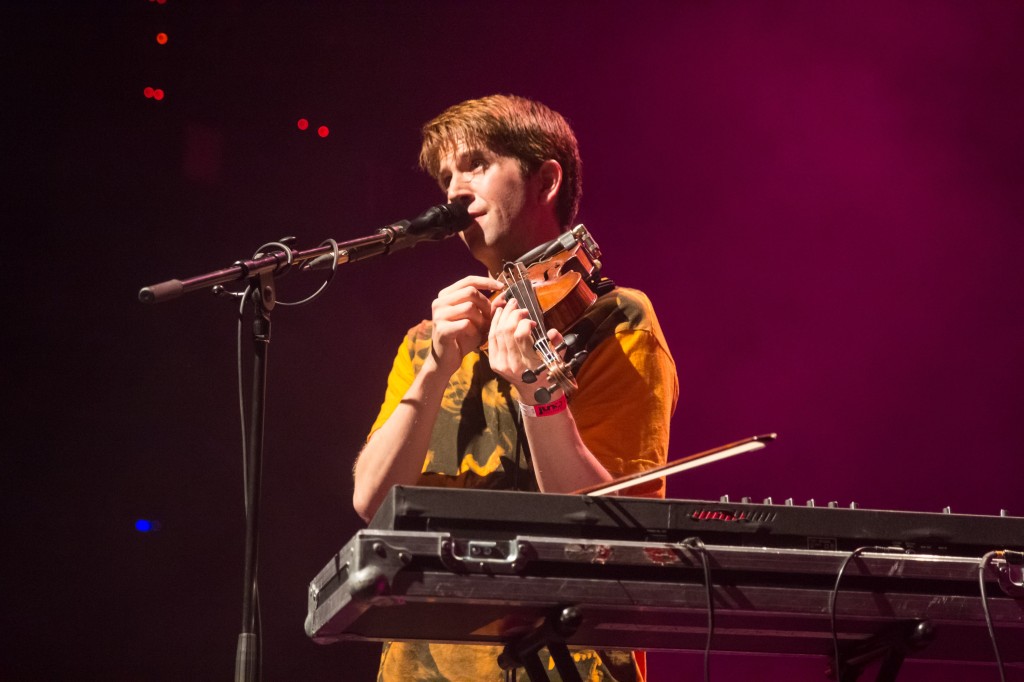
[5,2,1022,679]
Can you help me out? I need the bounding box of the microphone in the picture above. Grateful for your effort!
[306,203,473,269]
[390,202,473,250]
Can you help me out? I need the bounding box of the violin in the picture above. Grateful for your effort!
[490,225,604,404]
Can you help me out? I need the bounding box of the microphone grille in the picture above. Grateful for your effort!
[440,202,472,232]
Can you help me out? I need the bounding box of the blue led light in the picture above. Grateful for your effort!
[135,519,155,532]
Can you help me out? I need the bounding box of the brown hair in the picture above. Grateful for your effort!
[419,94,582,228]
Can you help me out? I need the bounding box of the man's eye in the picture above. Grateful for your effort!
[470,157,487,170]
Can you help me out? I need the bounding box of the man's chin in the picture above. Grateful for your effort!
[459,223,483,248]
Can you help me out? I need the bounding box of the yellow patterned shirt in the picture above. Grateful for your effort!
[367,287,678,682]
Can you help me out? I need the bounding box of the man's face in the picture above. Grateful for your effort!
[436,140,555,273]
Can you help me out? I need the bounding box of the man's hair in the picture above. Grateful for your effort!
[419,94,582,229]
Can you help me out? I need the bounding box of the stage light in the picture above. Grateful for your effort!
[134,519,160,532]
[156,32,168,45]
[143,86,154,98]
[317,125,329,138]
[297,118,309,131]
[153,88,165,101]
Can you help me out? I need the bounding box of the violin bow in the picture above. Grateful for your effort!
[573,433,777,497]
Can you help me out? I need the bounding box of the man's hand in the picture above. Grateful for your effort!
[487,297,565,404]
[430,275,503,375]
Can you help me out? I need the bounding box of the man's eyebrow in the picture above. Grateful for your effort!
[459,147,489,161]
[439,149,483,178]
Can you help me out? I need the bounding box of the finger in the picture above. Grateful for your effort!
[490,293,509,314]
[435,287,491,315]
[487,299,515,353]
[545,328,566,357]
[437,276,503,299]
[489,303,531,365]
[432,301,483,331]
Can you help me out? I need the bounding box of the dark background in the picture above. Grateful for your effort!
[4,2,1022,680]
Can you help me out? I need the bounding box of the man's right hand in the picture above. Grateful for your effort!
[429,275,503,374]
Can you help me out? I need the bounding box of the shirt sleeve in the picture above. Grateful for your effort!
[366,333,417,442]
[570,327,678,498]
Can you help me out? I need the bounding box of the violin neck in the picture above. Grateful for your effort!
[500,262,547,342]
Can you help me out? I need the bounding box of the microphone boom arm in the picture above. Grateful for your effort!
[137,204,471,304]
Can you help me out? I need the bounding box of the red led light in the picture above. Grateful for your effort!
[156,32,168,45]
[317,125,329,138]
[153,89,165,101]
[143,87,154,98]
[297,118,309,131]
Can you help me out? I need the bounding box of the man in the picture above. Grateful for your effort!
[353,94,678,682]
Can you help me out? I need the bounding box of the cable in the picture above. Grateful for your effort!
[828,546,906,681]
[236,284,253,513]
[275,238,339,307]
[224,237,339,682]
[233,236,340,507]
[978,551,1007,682]
[680,537,713,682]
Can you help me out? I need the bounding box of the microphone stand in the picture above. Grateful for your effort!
[235,269,272,682]
[138,221,449,682]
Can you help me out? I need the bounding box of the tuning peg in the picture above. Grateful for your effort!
[533,386,553,404]
[556,333,578,351]
[567,350,589,373]
[523,340,587,392]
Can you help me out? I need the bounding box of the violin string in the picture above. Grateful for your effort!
[516,264,552,350]
[502,261,569,391]
[504,263,546,345]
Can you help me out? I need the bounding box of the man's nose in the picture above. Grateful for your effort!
[446,172,473,205]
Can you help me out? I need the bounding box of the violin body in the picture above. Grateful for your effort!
[517,238,601,333]
[489,225,604,403]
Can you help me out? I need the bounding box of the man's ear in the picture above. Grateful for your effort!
[536,159,563,207]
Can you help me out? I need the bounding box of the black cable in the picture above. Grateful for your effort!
[275,238,339,307]
[681,537,713,682]
[828,546,906,681]
[236,286,251,511]
[218,238,339,682]
[978,551,1007,682]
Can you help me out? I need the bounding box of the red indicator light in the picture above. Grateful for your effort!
[317,125,329,138]
[153,89,165,101]
[297,118,309,131]
[156,32,168,45]
[143,87,154,98]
